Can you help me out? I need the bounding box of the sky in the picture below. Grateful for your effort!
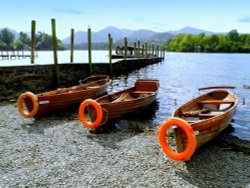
[1,0,250,39]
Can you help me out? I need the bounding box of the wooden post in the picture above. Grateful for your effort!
[148,44,151,58]
[70,29,74,63]
[145,42,148,58]
[88,27,92,75]
[108,33,113,73]
[142,44,144,57]
[161,46,164,58]
[31,20,36,64]
[161,46,163,58]
[51,18,59,86]
[152,43,154,58]
[133,42,137,57]
[156,45,159,58]
[163,46,165,59]
[137,40,140,59]
[160,46,162,58]
[124,37,127,61]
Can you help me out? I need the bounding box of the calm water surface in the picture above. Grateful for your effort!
[1,51,250,140]
[0,50,112,66]
[110,52,250,141]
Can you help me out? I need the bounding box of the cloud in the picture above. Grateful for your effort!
[151,22,168,31]
[153,22,168,27]
[53,8,83,15]
[132,17,144,22]
[239,17,250,23]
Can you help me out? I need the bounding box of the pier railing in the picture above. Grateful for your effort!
[0,50,37,60]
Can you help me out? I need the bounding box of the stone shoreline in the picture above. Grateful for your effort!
[0,103,250,187]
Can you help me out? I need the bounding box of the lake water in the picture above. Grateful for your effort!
[1,51,250,141]
[0,50,112,66]
[110,52,250,141]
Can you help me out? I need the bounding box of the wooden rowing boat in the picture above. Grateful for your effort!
[17,75,110,118]
[79,79,159,128]
[158,86,238,161]
[78,75,110,84]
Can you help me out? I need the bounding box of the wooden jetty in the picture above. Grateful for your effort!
[0,19,165,100]
[0,51,37,60]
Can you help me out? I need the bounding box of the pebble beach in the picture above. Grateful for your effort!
[0,103,250,188]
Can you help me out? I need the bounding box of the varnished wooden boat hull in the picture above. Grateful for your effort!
[21,76,110,118]
[88,79,159,124]
[173,89,238,152]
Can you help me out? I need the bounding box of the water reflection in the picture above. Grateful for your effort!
[107,52,250,141]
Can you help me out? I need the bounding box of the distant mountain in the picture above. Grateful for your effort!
[167,27,214,35]
[63,26,134,44]
[62,27,172,44]
[62,26,217,44]
[127,29,158,40]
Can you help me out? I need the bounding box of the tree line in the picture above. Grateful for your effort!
[164,30,250,53]
[0,28,66,51]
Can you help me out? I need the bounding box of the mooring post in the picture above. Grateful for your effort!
[31,20,36,64]
[137,40,140,59]
[124,37,127,61]
[163,46,165,59]
[70,28,74,63]
[142,44,144,57]
[88,27,92,75]
[162,46,164,58]
[108,33,113,73]
[133,42,137,57]
[51,18,59,86]
[148,44,151,57]
[156,45,159,58]
[145,42,148,58]
[152,43,154,58]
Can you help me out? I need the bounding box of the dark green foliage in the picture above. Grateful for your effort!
[0,29,66,51]
[0,28,15,50]
[164,30,250,53]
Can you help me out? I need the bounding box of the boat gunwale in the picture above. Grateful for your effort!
[173,89,238,127]
[36,79,111,98]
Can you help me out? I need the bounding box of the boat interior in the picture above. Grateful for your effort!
[37,80,108,97]
[107,91,155,103]
[176,90,236,123]
[98,80,158,104]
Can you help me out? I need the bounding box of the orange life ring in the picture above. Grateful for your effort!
[17,92,39,118]
[79,99,103,128]
[158,118,197,161]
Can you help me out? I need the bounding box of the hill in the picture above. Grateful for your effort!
[61,26,215,44]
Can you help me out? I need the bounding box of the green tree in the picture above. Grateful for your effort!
[0,42,8,50]
[13,39,25,50]
[0,28,15,49]
[164,30,250,53]
[227,29,239,42]
[179,33,195,52]
[36,32,65,50]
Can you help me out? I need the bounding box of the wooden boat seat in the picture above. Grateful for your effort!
[131,91,155,94]
[111,93,132,103]
[86,86,100,89]
[131,91,155,98]
[184,113,215,118]
[187,121,199,124]
[199,100,234,104]
[181,109,210,117]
